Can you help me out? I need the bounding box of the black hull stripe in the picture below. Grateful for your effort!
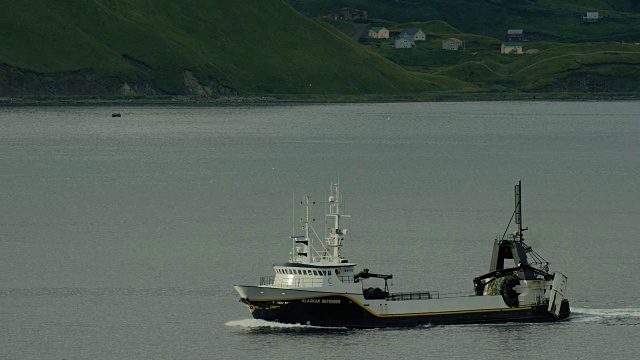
[246,296,569,328]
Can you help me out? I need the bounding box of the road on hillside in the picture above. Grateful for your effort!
[463,50,640,76]
[350,22,367,41]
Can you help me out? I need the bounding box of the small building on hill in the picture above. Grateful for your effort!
[326,8,368,21]
[395,36,416,49]
[507,29,524,42]
[368,27,389,39]
[442,38,464,51]
[400,28,426,41]
[501,42,523,54]
[582,12,600,23]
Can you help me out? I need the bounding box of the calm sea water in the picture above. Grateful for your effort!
[1,102,639,359]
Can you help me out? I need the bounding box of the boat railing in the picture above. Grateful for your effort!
[338,275,353,283]
[438,291,476,298]
[259,276,326,288]
[387,291,439,301]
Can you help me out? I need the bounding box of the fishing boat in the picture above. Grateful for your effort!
[234,181,570,328]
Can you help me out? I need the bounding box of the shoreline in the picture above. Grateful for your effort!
[1,93,639,107]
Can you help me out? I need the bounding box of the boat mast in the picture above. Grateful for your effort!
[289,183,349,265]
[515,179,524,241]
[327,182,348,263]
[291,195,312,263]
[489,180,535,279]
[301,195,312,263]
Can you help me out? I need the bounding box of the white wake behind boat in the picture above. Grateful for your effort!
[234,181,570,328]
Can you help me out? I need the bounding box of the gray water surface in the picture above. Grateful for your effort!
[1,102,638,359]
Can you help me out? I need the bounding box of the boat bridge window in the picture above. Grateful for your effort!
[276,268,335,276]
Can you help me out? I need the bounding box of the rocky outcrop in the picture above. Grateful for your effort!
[0,64,237,97]
[182,70,237,97]
[118,82,159,96]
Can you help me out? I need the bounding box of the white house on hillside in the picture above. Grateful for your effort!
[400,28,426,41]
[583,12,600,23]
[395,35,416,49]
[501,42,523,54]
[368,27,389,39]
[442,38,464,51]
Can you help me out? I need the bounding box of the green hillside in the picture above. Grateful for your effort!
[307,0,640,97]
[0,0,466,96]
[1,0,639,99]
[357,19,640,94]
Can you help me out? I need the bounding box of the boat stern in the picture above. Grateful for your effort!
[548,272,569,319]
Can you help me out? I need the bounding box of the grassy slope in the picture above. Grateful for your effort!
[0,0,472,95]
[362,19,640,93]
[1,0,638,97]
[435,42,640,91]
